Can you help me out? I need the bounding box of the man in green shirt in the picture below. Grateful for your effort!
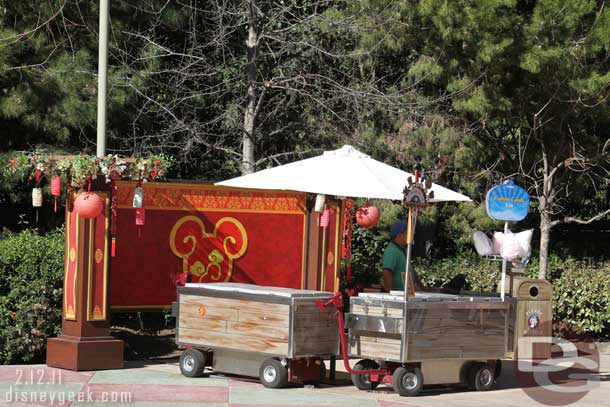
[382,220,465,294]
[382,220,419,294]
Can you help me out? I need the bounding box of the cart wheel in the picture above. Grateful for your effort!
[392,366,423,397]
[351,359,380,391]
[179,349,206,378]
[467,363,495,391]
[259,358,288,389]
[494,359,502,379]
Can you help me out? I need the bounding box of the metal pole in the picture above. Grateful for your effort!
[500,221,508,301]
[402,208,416,361]
[96,0,109,158]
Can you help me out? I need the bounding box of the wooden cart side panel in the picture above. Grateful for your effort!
[180,327,289,354]
[178,294,290,355]
[349,332,402,360]
[180,294,289,315]
[180,302,289,327]
[349,301,514,362]
[291,301,339,357]
[351,304,403,317]
[406,307,509,361]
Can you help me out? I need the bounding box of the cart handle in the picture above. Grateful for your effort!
[316,292,389,377]
[315,292,343,314]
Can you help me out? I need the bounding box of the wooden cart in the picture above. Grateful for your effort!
[343,291,518,396]
[173,283,339,388]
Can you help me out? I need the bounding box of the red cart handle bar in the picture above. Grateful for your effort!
[315,292,389,376]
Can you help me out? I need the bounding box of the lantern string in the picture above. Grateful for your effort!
[342,199,355,282]
[110,179,118,257]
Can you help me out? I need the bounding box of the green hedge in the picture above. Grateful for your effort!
[550,261,610,338]
[0,228,64,364]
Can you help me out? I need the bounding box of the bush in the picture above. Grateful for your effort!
[550,261,610,339]
[414,251,501,292]
[0,228,64,364]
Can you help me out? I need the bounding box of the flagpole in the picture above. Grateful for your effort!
[96,0,109,157]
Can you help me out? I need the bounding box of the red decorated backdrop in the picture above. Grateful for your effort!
[110,182,308,309]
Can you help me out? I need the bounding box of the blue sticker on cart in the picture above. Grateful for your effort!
[486,180,530,221]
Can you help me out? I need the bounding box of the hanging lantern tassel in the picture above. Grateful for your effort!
[111,237,116,257]
[51,176,61,213]
[320,207,330,228]
[135,207,146,238]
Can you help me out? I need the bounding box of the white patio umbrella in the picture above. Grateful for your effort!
[216,145,470,202]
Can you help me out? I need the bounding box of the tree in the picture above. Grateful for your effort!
[344,0,610,278]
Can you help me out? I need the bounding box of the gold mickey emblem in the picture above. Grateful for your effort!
[69,248,76,262]
[170,216,248,283]
[95,249,103,264]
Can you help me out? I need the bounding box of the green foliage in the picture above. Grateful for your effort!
[413,251,501,293]
[347,224,387,288]
[549,260,610,338]
[0,228,65,364]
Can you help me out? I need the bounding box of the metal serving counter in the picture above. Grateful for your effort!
[347,292,516,363]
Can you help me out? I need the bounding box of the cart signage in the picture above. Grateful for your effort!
[486,180,529,221]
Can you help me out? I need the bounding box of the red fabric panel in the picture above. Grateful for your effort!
[110,184,306,308]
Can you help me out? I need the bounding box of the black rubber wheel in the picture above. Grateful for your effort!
[179,348,206,378]
[494,359,502,379]
[351,359,380,391]
[392,366,423,397]
[467,363,495,391]
[259,358,288,389]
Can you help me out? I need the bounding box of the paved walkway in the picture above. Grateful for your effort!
[0,355,608,407]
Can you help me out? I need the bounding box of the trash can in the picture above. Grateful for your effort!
[512,278,553,360]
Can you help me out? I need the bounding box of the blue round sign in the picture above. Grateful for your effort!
[485,180,529,221]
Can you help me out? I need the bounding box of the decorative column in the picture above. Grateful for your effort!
[46,191,123,370]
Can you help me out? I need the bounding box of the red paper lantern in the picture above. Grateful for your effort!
[51,176,61,197]
[51,176,61,212]
[73,192,104,218]
[356,203,380,228]
[320,208,330,227]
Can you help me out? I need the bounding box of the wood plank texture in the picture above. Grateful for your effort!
[291,298,339,357]
[178,294,290,355]
[180,327,289,354]
[349,334,402,360]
